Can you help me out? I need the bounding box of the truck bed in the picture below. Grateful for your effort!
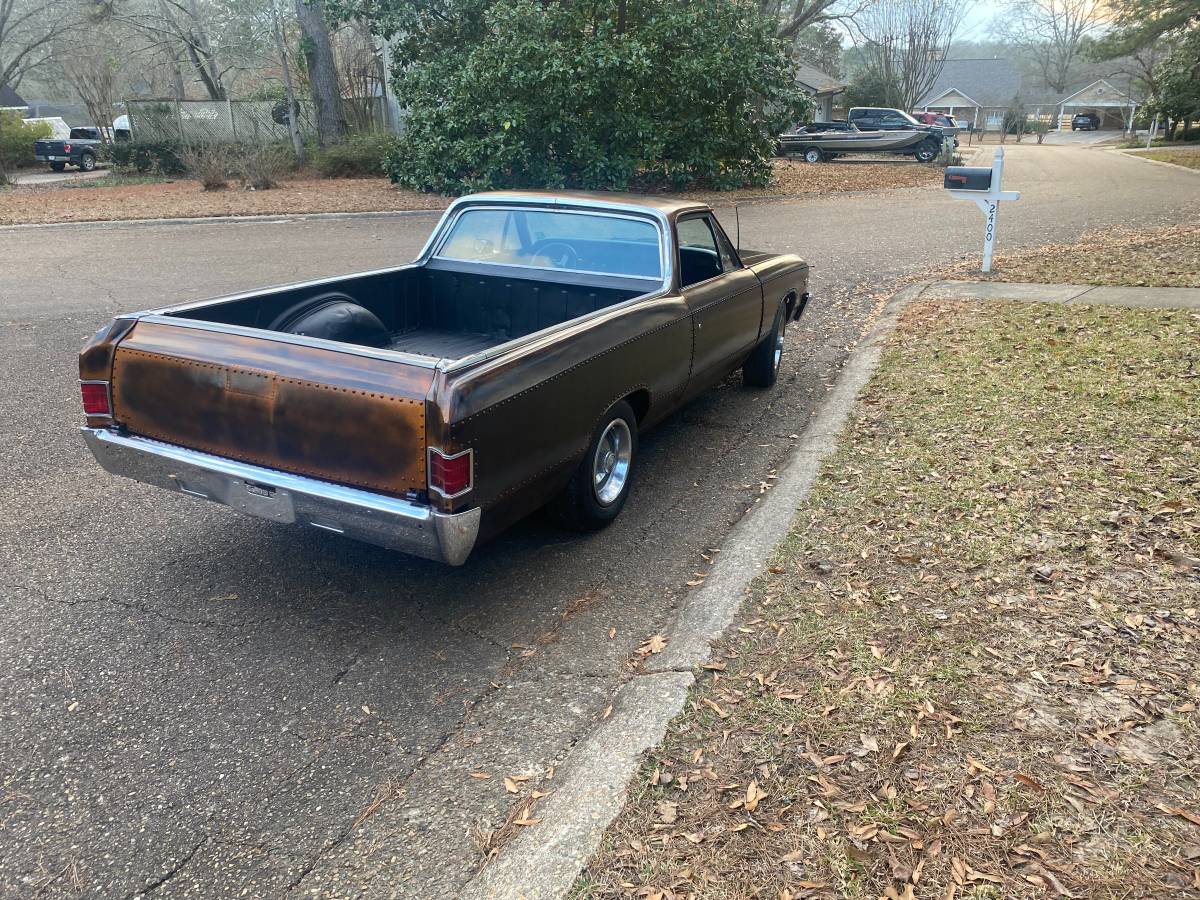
[163,262,651,362]
[386,328,508,358]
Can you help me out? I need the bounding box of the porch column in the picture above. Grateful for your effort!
[1058,103,1065,131]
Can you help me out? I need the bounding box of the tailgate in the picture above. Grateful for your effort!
[110,321,433,496]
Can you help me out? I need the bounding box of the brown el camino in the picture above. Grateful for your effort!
[79,192,810,564]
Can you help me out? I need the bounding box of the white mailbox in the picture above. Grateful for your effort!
[946,147,1020,273]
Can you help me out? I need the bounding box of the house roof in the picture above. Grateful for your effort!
[0,83,26,108]
[918,58,1023,109]
[794,62,845,97]
[1058,78,1140,106]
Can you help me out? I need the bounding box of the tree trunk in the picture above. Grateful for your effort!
[272,0,306,162]
[295,0,345,147]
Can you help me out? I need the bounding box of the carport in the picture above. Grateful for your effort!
[1056,79,1140,133]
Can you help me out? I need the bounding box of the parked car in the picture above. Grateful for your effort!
[1071,112,1100,131]
[912,111,959,129]
[34,127,103,172]
[846,107,954,160]
[79,192,811,565]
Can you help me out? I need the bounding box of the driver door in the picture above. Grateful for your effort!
[677,214,763,392]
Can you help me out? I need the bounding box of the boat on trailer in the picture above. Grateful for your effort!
[777,124,932,162]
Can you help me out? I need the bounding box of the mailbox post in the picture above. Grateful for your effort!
[944,147,1020,273]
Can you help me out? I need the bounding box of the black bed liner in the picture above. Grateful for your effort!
[386,328,506,359]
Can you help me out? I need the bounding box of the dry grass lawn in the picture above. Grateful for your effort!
[0,159,940,226]
[579,300,1200,900]
[963,223,1200,288]
[1132,148,1200,171]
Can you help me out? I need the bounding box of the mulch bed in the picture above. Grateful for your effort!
[0,160,941,227]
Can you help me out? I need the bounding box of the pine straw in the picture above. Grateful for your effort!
[954,222,1200,289]
[579,300,1200,900]
[0,159,938,227]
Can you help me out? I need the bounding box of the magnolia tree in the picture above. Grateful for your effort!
[340,0,810,192]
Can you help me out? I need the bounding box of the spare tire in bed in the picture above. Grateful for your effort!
[267,292,390,348]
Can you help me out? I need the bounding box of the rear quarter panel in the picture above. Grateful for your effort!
[429,291,692,535]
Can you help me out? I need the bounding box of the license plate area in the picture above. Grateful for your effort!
[170,472,296,523]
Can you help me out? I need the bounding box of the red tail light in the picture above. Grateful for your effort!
[81,380,111,416]
[428,448,473,498]
[63,143,72,153]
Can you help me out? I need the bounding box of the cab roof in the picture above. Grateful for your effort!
[459,190,710,218]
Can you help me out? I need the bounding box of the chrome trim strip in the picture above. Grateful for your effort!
[133,315,442,369]
[427,446,474,500]
[81,428,480,565]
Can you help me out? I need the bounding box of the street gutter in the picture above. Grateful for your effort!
[461,281,930,900]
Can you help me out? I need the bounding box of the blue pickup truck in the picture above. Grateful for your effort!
[34,127,103,172]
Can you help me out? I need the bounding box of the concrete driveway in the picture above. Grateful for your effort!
[1,143,1197,899]
[10,167,109,186]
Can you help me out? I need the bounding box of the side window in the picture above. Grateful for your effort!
[677,217,723,288]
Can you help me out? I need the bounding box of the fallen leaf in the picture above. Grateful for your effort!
[504,777,520,794]
[703,698,729,718]
[637,634,668,656]
[469,772,492,780]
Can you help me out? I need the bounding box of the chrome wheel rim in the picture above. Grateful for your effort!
[592,419,632,506]
[774,317,787,372]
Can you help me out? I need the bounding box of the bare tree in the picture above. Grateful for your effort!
[295,0,344,146]
[761,0,859,39]
[270,0,305,160]
[61,46,119,139]
[0,0,80,90]
[992,0,1108,93]
[848,0,972,110]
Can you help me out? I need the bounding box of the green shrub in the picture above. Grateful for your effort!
[0,111,52,170]
[110,141,187,176]
[380,0,809,193]
[313,132,399,178]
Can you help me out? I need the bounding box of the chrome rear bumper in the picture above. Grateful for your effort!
[81,428,480,565]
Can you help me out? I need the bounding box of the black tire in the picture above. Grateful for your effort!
[548,400,638,531]
[803,147,824,163]
[267,292,390,347]
[79,152,97,172]
[914,140,939,163]
[49,162,66,172]
[743,300,787,388]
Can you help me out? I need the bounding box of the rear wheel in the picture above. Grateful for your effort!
[50,162,66,172]
[79,152,97,172]
[548,400,638,531]
[804,147,824,163]
[914,140,938,163]
[743,301,788,388]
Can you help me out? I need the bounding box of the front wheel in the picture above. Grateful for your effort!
[743,301,788,388]
[548,400,639,531]
[79,153,97,172]
[914,140,938,163]
[803,148,824,163]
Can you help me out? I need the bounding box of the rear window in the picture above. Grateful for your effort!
[436,208,663,280]
[69,128,96,139]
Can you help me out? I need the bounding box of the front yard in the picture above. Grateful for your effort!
[967,222,1200,289]
[1130,147,1200,172]
[580,299,1200,899]
[0,159,941,226]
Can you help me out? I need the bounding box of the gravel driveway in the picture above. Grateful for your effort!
[1,143,1196,899]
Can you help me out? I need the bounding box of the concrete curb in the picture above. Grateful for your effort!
[460,282,931,900]
[0,207,446,233]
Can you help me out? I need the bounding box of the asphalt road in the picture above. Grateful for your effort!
[1,144,1196,899]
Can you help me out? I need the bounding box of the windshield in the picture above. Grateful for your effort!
[435,207,663,280]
